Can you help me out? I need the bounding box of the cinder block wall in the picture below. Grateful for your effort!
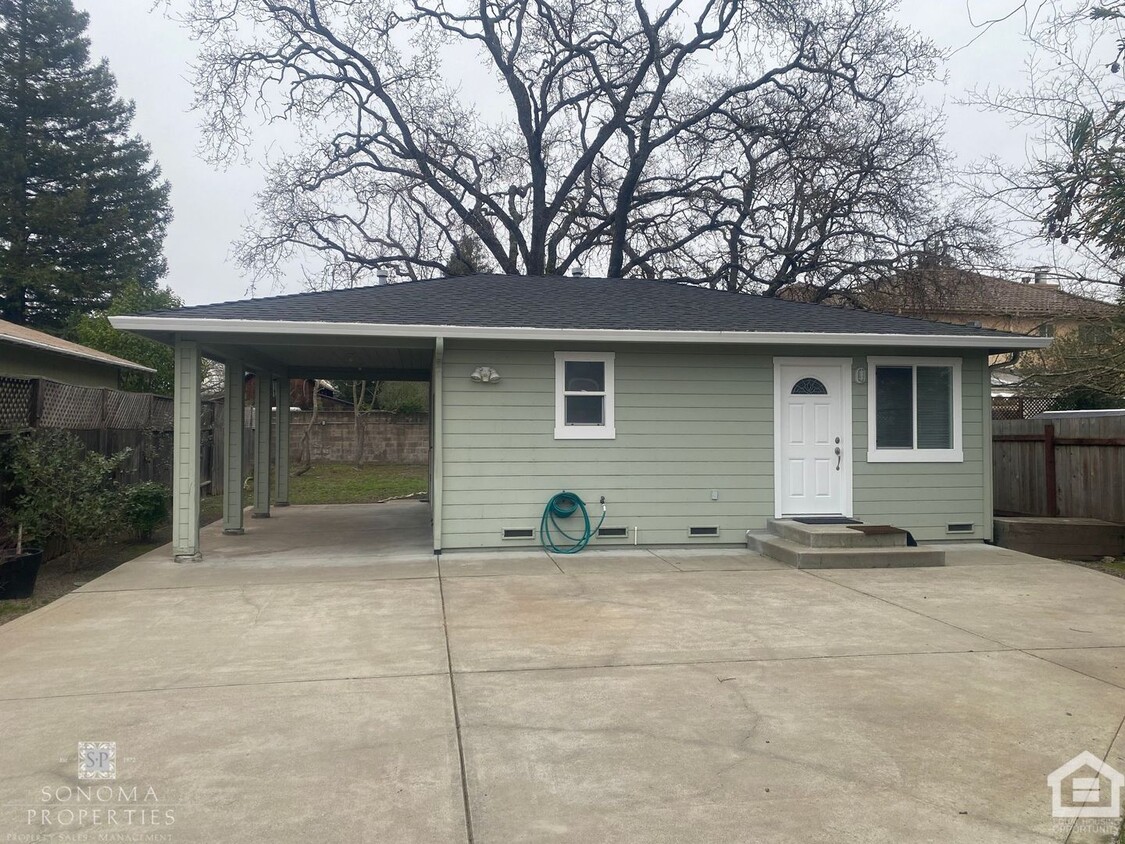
[288,411,429,464]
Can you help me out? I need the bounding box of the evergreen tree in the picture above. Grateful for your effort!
[444,234,488,277]
[0,0,171,331]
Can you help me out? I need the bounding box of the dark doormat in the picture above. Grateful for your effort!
[791,517,863,525]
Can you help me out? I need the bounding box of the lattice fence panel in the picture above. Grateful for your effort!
[0,377,32,431]
[992,396,1062,420]
[105,391,152,430]
[38,381,102,428]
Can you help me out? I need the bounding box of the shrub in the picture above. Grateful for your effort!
[2,430,127,560]
[121,482,170,542]
[376,381,428,414]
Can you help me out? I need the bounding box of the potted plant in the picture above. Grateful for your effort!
[0,525,43,600]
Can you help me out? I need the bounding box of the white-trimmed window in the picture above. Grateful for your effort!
[867,357,963,463]
[554,352,615,440]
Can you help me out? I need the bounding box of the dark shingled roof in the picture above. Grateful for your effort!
[145,275,1028,339]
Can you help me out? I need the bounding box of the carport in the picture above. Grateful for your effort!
[109,314,443,561]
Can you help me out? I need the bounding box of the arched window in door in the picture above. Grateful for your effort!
[791,377,828,395]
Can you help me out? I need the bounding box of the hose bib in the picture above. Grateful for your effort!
[540,491,606,554]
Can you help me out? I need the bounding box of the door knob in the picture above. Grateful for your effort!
[834,446,841,470]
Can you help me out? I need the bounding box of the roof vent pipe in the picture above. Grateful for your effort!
[376,269,390,285]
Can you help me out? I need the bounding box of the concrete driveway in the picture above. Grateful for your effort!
[1,503,1123,843]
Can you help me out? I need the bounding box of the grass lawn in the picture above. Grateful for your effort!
[282,462,428,505]
[1,463,427,626]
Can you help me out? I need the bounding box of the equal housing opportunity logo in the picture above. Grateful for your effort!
[1048,751,1124,819]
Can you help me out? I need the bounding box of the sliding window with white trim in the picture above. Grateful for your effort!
[866,357,963,463]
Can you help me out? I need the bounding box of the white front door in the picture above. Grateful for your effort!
[775,359,851,517]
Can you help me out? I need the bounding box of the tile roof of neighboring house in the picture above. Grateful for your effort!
[134,274,1037,340]
[0,319,155,373]
[863,269,1116,319]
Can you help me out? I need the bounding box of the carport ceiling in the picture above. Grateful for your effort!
[191,333,435,381]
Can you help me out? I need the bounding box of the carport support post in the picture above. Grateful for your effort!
[172,336,202,561]
[222,359,245,535]
[274,375,290,506]
[252,371,272,519]
[432,338,443,554]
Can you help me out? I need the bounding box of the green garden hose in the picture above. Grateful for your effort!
[540,491,606,554]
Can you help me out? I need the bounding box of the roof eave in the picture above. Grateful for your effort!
[110,315,1052,352]
[0,333,157,374]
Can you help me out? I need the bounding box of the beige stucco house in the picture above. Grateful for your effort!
[861,268,1115,342]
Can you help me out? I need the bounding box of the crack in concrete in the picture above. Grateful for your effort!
[436,556,476,844]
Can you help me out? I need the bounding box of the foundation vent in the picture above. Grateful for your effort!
[501,527,535,540]
[946,523,974,534]
[688,526,720,538]
[597,526,629,539]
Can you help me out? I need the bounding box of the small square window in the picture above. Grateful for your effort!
[555,352,615,439]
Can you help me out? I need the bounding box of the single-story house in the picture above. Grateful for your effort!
[0,318,155,388]
[111,275,1050,561]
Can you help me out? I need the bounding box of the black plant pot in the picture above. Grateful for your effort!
[0,548,43,600]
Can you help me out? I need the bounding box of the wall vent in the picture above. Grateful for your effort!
[688,526,720,538]
[597,526,629,539]
[501,527,535,540]
[946,523,974,534]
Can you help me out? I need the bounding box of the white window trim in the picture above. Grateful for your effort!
[554,351,615,440]
[867,356,963,463]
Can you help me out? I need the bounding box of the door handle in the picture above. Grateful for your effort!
[834,446,842,470]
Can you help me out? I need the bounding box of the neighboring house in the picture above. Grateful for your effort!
[0,318,154,388]
[860,267,1116,340]
[112,275,1049,560]
[289,378,351,410]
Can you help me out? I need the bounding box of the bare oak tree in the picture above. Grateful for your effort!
[183,0,974,292]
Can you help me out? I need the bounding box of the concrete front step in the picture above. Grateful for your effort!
[767,519,906,549]
[747,534,946,569]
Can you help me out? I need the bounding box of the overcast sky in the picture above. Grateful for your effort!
[78,1,1045,306]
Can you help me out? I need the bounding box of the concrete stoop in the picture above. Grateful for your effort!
[747,519,946,569]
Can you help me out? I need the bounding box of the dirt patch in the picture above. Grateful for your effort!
[1068,557,1125,581]
[0,540,161,625]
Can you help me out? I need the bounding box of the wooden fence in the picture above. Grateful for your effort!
[993,417,1125,523]
[0,376,226,496]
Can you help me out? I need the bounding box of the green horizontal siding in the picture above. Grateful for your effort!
[439,341,990,549]
[851,351,989,540]
[441,342,768,548]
